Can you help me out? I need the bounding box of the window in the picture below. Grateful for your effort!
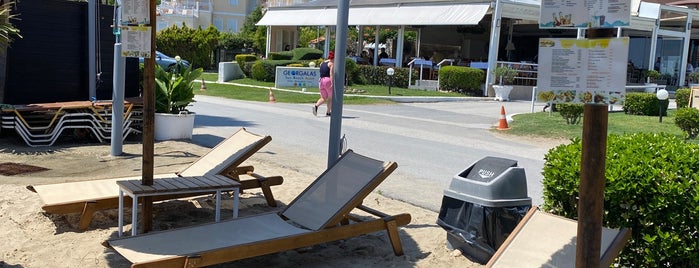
[227,19,238,32]
[213,18,223,31]
[229,0,238,6]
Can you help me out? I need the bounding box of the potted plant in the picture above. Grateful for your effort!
[154,63,203,140]
[493,66,518,101]
[643,69,661,93]
[688,71,699,87]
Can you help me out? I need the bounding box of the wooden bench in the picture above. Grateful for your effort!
[117,175,240,237]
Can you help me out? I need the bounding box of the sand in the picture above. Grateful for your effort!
[0,135,488,268]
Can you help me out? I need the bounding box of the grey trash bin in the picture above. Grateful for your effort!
[437,156,532,264]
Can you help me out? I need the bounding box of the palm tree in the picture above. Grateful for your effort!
[0,1,20,102]
[0,1,21,54]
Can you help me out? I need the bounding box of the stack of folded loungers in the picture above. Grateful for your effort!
[0,98,142,147]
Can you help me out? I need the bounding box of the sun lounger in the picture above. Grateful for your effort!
[27,128,283,230]
[104,150,411,268]
[486,207,631,268]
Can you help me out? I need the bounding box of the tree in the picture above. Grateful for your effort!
[0,1,21,54]
[241,5,266,53]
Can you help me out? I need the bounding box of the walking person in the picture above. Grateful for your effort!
[313,51,334,116]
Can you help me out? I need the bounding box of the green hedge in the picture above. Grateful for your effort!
[438,66,484,95]
[675,107,699,139]
[623,92,668,116]
[676,87,691,108]
[235,54,258,77]
[357,65,415,88]
[543,133,699,267]
[251,60,299,82]
[292,48,323,60]
[268,51,293,60]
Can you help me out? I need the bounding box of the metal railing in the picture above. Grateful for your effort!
[496,61,538,86]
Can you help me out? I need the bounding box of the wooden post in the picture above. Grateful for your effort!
[140,0,157,233]
[577,28,613,268]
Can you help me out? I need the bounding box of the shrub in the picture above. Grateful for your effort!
[675,107,699,139]
[344,58,362,86]
[623,92,668,116]
[357,65,415,88]
[675,87,691,108]
[438,66,485,95]
[251,59,299,82]
[543,133,699,267]
[291,48,323,60]
[557,103,583,124]
[268,51,293,60]
[235,54,258,77]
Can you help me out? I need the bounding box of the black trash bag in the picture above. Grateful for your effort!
[437,196,530,264]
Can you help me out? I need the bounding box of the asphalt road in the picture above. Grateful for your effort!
[189,95,551,211]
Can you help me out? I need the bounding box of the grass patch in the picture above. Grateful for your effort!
[504,109,687,140]
[195,71,464,104]
[194,82,394,104]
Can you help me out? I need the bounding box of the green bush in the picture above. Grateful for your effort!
[557,103,584,124]
[235,54,258,77]
[356,65,415,88]
[251,60,299,82]
[268,51,293,60]
[623,92,668,116]
[438,66,484,95]
[675,107,699,139]
[344,58,363,86]
[675,87,691,108]
[291,48,323,60]
[543,133,699,267]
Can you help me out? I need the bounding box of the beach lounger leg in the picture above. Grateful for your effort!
[384,218,404,256]
[118,190,124,237]
[79,201,97,231]
[233,188,239,218]
[215,190,221,222]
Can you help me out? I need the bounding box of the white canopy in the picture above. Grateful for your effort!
[257,3,490,26]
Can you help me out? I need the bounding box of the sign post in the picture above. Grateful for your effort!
[538,1,630,266]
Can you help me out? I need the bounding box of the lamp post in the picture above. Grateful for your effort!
[386,67,395,95]
[656,88,669,123]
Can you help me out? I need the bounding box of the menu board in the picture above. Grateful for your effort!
[120,25,151,58]
[537,37,629,105]
[121,0,150,25]
[540,0,630,28]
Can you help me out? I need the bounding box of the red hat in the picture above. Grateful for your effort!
[328,51,335,60]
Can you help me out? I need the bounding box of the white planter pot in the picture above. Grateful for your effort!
[154,112,195,141]
[644,83,657,93]
[493,85,513,101]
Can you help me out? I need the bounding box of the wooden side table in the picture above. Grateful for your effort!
[117,175,240,237]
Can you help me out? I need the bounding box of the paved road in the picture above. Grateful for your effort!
[189,95,550,211]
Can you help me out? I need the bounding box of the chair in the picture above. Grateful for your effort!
[27,128,284,230]
[104,150,411,268]
[486,207,631,268]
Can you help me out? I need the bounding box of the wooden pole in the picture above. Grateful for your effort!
[577,28,613,268]
[140,0,157,233]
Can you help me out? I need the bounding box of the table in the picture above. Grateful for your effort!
[117,175,240,237]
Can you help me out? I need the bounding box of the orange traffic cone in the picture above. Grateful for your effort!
[200,78,207,91]
[268,88,276,103]
[497,105,510,130]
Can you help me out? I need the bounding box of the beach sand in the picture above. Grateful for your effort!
[0,135,485,268]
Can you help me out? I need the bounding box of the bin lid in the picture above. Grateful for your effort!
[462,156,518,183]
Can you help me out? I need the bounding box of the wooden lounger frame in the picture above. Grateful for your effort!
[28,128,283,230]
[105,150,411,268]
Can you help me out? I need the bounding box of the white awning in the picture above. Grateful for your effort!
[257,3,490,26]
[257,8,337,26]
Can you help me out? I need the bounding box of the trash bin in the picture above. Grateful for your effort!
[437,156,532,264]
